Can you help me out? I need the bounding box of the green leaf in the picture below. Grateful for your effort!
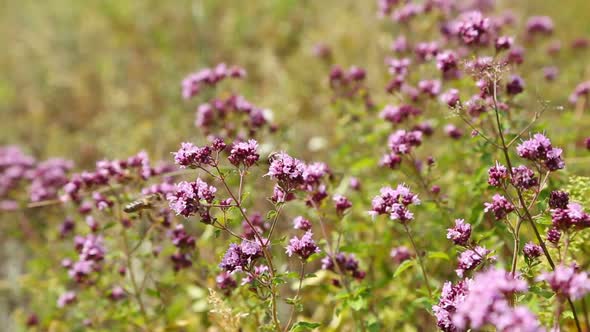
[394,259,416,278]
[291,321,321,331]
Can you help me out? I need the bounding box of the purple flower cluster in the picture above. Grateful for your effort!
[484,194,514,220]
[447,219,472,246]
[456,246,491,277]
[195,95,273,137]
[569,81,590,105]
[28,158,73,202]
[285,231,320,260]
[390,246,413,264]
[329,65,374,109]
[0,146,35,199]
[433,279,471,332]
[525,16,554,36]
[219,240,263,273]
[548,190,569,209]
[551,202,590,230]
[57,291,77,308]
[321,253,366,280]
[523,242,542,260]
[293,216,312,231]
[537,264,590,300]
[487,162,508,186]
[455,11,492,46]
[510,165,538,189]
[436,50,460,80]
[63,151,163,203]
[173,142,213,168]
[506,75,525,95]
[333,195,352,215]
[228,139,260,168]
[216,271,237,295]
[369,184,420,223]
[181,63,246,100]
[516,133,564,171]
[380,104,421,124]
[69,234,105,283]
[266,152,330,205]
[381,130,424,169]
[453,268,542,331]
[166,178,216,222]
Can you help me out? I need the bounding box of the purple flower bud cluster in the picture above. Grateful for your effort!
[510,165,538,189]
[242,212,270,239]
[537,264,590,300]
[392,3,423,24]
[68,234,105,283]
[57,291,77,308]
[285,231,320,260]
[166,179,216,222]
[173,142,213,168]
[551,202,590,230]
[62,151,161,203]
[487,162,508,186]
[516,133,564,171]
[28,158,73,202]
[228,139,260,168]
[380,104,421,125]
[219,240,263,273]
[418,79,442,98]
[266,152,330,205]
[548,190,569,209]
[0,146,35,199]
[321,252,366,281]
[293,216,312,231]
[523,242,542,260]
[525,16,554,36]
[109,286,126,301]
[447,219,472,246]
[454,11,492,46]
[369,184,420,223]
[195,95,273,138]
[440,89,461,108]
[444,124,463,139]
[436,50,460,80]
[494,35,514,51]
[433,279,471,332]
[1,146,75,208]
[380,130,423,169]
[181,63,246,100]
[216,271,237,295]
[414,41,440,62]
[484,194,515,220]
[506,75,525,95]
[453,268,542,332]
[569,81,590,105]
[329,65,374,109]
[390,246,413,264]
[333,195,352,215]
[455,245,492,277]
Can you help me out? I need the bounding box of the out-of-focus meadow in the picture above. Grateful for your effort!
[2,0,590,331]
[2,0,589,164]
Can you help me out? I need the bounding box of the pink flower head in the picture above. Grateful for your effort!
[484,194,515,220]
[447,219,472,246]
[228,139,259,168]
[286,231,320,260]
[537,264,590,300]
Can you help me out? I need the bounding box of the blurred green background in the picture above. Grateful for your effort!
[1,0,589,166]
